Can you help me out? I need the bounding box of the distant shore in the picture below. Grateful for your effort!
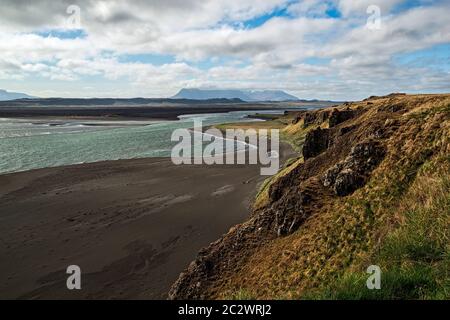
[0,104,264,121]
[0,143,297,299]
[0,101,337,121]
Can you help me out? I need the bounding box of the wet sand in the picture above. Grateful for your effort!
[0,144,296,299]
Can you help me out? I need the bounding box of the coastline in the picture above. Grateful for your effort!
[0,143,297,299]
[0,104,286,121]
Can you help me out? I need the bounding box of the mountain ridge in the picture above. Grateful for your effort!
[0,89,36,101]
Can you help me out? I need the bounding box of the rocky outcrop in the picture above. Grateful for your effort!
[302,128,330,160]
[168,178,319,300]
[272,189,312,236]
[302,110,331,128]
[329,108,355,127]
[303,112,317,127]
[322,140,386,196]
[291,111,307,125]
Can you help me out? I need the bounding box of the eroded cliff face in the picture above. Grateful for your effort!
[169,94,450,300]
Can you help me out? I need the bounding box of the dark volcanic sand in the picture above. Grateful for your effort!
[0,144,296,299]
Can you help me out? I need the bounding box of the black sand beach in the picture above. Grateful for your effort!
[0,143,296,299]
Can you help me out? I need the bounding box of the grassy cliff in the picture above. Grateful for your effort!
[169,94,450,300]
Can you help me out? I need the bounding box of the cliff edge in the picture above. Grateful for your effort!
[169,93,450,300]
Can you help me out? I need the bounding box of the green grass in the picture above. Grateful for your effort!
[229,289,256,300]
[304,160,450,300]
[304,264,442,300]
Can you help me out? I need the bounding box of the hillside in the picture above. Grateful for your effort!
[169,93,450,300]
[172,88,299,101]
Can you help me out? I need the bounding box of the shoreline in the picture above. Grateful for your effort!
[0,143,297,299]
[0,101,337,121]
[0,104,281,121]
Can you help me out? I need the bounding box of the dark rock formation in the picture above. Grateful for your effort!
[303,128,330,160]
[318,110,331,123]
[333,168,366,197]
[322,140,386,196]
[291,111,306,125]
[329,109,355,127]
[301,110,331,128]
[303,112,317,127]
[272,189,312,237]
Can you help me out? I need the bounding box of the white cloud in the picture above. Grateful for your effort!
[337,0,405,17]
[0,0,448,100]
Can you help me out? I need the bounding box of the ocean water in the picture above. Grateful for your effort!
[0,110,281,174]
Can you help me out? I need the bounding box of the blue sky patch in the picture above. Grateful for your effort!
[392,0,442,14]
[243,6,293,28]
[325,6,341,18]
[394,43,450,71]
[36,29,87,39]
[118,54,176,66]
[304,57,332,65]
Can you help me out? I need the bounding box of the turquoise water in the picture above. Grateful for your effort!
[0,110,280,174]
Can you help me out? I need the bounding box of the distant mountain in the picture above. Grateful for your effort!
[0,89,35,101]
[244,90,299,102]
[172,88,299,102]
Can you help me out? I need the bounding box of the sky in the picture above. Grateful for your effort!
[0,0,449,100]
